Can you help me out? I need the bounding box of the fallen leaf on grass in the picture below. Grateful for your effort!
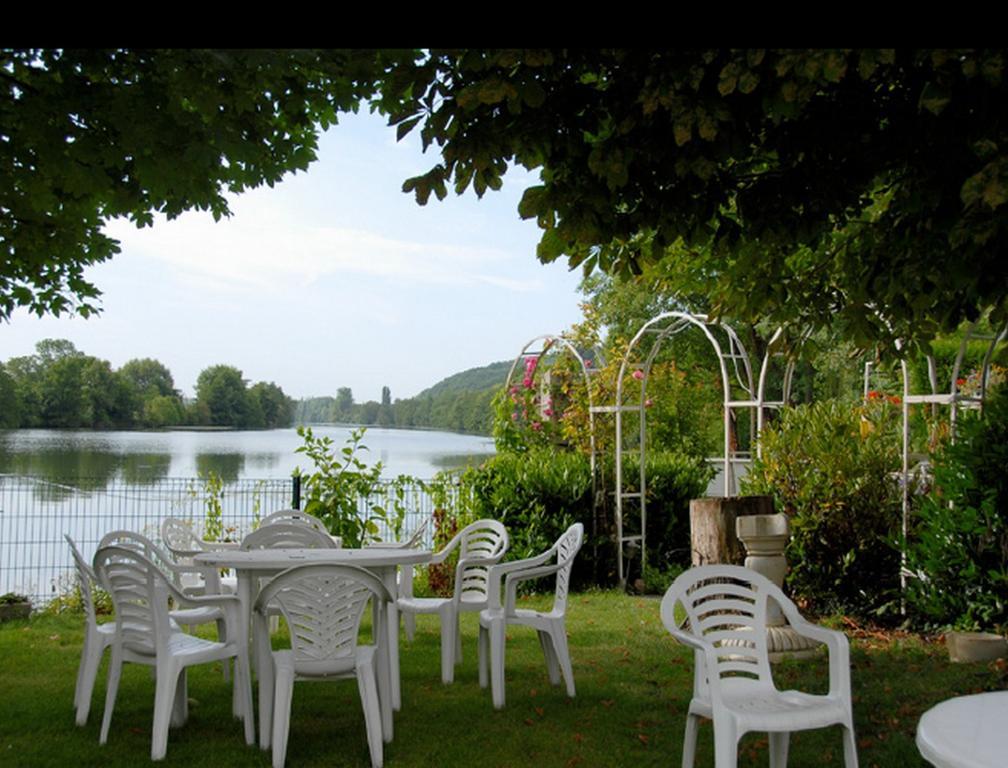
[525,718,535,726]
[637,734,649,745]
[565,757,582,767]
[601,699,614,708]
[573,733,584,743]
[535,706,544,717]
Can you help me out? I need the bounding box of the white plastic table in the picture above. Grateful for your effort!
[916,691,1008,768]
[194,547,431,749]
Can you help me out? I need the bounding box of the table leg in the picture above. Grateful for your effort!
[236,573,256,746]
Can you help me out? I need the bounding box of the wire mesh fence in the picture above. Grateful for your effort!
[0,474,448,605]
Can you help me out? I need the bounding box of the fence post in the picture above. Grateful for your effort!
[291,474,301,510]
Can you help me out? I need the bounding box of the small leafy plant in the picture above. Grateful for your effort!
[295,426,403,548]
[0,592,29,605]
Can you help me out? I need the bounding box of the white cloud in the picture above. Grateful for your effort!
[104,205,542,293]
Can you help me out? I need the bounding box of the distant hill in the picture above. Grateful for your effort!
[414,360,512,399]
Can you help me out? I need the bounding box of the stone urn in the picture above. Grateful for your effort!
[735,514,821,662]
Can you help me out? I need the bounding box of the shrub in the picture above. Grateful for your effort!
[904,386,1008,631]
[742,398,903,618]
[443,447,712,589]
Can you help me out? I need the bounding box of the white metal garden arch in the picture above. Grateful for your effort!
[593,312,798,587]
[504,333,602,494]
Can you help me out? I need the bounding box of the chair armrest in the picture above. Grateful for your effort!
[428,529,464,564]
[483,549,557,611]
[501,560,564,614]
[779,602,852,700]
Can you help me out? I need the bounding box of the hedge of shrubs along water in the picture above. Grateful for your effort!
[440,447,712,590]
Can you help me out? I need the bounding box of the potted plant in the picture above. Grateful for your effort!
[0,592,32,622]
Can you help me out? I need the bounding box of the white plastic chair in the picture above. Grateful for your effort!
[99,530,228,635]
[398,519,508,684]
[261,509,329,533]
[65,534,116,727]
[477,522,584,709]
[92,545,253,760]
[366,519,429,642]
[161,517,238,594]
[253,564,389,768]
[660,564,858,768]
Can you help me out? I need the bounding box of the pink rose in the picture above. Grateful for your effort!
[632,369,644,380]
[644,398,654,408]
[531,421,542,431]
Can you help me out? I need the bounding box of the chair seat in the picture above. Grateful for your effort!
[399,595,486,614]
[693,684,850,731]
[480,607,563,630]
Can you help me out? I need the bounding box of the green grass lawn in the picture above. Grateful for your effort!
[1,591,1004,767]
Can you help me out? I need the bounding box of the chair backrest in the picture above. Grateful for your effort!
[660,564,778,696]
[93,545,173,656]
[98,529,188,590]
[550,522,584,615]
[254,564,390,676]
[240,522,336,551]
[65,534,100,627]
[456,519,509,601]
[260,509,328,533]
[160,518,205,557]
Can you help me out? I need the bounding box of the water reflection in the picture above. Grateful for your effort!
[195,452,245,484]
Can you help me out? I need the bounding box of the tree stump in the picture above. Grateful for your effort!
[689,496,775,566]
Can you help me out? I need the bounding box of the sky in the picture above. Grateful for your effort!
[4,109,587,402]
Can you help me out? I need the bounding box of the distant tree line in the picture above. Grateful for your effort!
[0,339,294,430]
[294,362,511,435]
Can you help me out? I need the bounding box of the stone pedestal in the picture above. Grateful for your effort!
[735,514,821,662]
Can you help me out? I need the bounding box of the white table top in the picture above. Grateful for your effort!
[916,690,1008,768]
[194,547,432,570]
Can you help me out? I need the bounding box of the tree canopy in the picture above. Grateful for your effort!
[5,49,1006,356]
[377,48,1008,353]
[1,48,388,320]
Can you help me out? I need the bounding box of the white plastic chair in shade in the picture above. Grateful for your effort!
[253,564,389,768]
[65,534,116,726]
[660,564,858,768]
[259,510,341,547]
[366,519,430,641]
[92,545,252,760]
[260,509,328,533]
[397,519,508,684]
[160,517,238,594]
[477,522,584,709]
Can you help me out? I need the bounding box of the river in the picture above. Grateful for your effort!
[0,425,497,485]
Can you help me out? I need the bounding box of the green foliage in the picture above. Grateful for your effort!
[742,399,904,618]
[199,471,225,543]
[618,451,715,573]
[295,426,402,548]
[904,386,1008,631]
[377,49,1008,353]
[459,448,593,583]
[0,592,30,605]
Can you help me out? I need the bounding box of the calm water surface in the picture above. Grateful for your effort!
[0,426,496,483]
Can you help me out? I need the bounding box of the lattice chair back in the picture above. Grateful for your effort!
[161,518,205,557]
[260,509,329,534]
[254,564,390,676]
[550,522,584,615]
[93,546,172,656]
[65,534,100,625]
[660,564,777,702]
[240,522,336,551]
[98,529,190,592]
[457,519,509,602]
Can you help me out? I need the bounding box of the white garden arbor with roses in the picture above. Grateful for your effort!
[507,313,798,589]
